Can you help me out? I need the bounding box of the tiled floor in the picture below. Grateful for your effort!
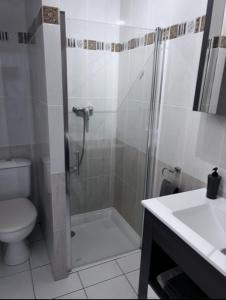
[0,225,159,299]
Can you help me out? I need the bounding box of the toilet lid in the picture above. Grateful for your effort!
[0,198,37,233]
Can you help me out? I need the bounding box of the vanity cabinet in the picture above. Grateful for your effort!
[138,209,226,299]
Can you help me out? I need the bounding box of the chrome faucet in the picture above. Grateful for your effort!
[72,106,94,132]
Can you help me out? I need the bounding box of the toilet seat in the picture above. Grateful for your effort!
[0,198,37,234]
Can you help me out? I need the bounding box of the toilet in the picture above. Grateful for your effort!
[0,159,37,266]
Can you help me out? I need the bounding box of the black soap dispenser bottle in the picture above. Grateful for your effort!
[207,167,221,199]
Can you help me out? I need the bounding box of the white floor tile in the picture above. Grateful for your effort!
[30,240,50,269]
[117,252,141,273]
[126,270,140,293]
[0,271,35,299]
[79,261,122,287]
[56,289,87,299]
[148,285,159,299]
[85,275,137,299]
[32,265,83,299]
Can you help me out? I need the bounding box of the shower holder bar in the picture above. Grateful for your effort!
[162,166,182,178]
[70,151,80,176]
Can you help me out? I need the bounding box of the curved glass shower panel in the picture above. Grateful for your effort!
[64,16,158,268]
[115,30,156,236]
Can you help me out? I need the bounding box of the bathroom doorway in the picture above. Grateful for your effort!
[60,9,165,269]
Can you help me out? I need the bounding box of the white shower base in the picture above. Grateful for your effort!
[71,208,140,268]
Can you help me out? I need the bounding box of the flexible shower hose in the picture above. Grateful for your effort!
[78,116,86,167]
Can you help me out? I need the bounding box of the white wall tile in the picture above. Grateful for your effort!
[48,106,65,174]
[60,0,121,25]
[162,34,203,109]
[120,0,207,29]
[43,24,64,106]
[157,105,189,168]
[30,240,50,269]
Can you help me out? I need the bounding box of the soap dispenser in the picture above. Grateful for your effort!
[207,167,221,199]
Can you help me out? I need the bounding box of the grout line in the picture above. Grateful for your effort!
[77,272,89,299]
[55,288,86,299]
[29,260,37,299]
[115,260,138,296]
[31,263,50,271]
[82,274,126,290]
[124,268,140,276]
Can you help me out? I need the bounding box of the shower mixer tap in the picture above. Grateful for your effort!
[72,106,94,133]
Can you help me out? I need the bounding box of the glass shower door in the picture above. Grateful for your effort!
[62,15,164,269]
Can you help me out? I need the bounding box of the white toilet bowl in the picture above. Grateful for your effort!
[0,198,37,266]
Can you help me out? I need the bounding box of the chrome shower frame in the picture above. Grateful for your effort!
[144,27,166,200]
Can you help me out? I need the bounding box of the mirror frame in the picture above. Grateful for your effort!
[193,0,214,111]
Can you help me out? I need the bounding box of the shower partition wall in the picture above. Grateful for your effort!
[61,14,165,269]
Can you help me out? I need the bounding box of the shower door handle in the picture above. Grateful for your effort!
[76,151,80,176]
[70,151,80,176]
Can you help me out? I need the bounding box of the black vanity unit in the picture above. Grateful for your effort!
[138,209,226,299]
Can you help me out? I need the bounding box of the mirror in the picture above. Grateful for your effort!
[194,0,226,115]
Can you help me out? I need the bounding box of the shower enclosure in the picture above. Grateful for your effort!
[61,12,165,269]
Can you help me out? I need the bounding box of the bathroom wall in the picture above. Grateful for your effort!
[148,0,226,198]
[0,0,34,174]
[122,0,226,199]
[26,0,68,280]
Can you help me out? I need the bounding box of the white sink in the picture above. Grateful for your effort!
[173,200,226,251]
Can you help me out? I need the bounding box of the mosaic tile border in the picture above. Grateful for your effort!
[213,36,226,49]
[0,31,8,42]
[42,6,60,25]
[18,32,34,44]
[0,13,206,47]
[67,15,206,52]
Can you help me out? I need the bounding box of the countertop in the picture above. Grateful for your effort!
[142,188,226,276]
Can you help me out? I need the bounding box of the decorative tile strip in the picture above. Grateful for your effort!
[0,31,8,42]
[66,14,206,51]
[213,36,226,49]
[42,6,59,25]
[18,32,33,44]
[195,15,206,33]
[84,40,97,50]
[200,16,206,32]
[169,24,179,39]
[178,23,187,37]
[97,41,105,50]
[195,17,201,33]
[162,28,170,41]
[186,20,195,34]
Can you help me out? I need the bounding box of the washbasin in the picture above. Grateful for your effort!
[173,200,226,252]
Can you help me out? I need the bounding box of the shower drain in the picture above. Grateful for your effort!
[221,249,226,255]
[71,231,76,238]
